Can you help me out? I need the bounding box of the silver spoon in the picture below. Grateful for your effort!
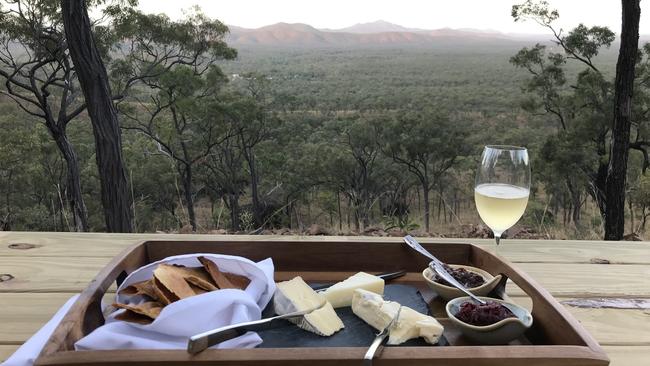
[403,235,486,305]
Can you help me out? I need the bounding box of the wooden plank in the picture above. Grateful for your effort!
[0,292,116,344]
[508,263,650,297]
[603,346,650,366]
[0,257,112,293]
[0,293,76,344]
[0,345,19,362]
[2,232,650,264]
[509,296,650,346]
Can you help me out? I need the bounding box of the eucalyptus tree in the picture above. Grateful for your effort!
[0,0,95,230]
[0,0,236,232]
[511,0,645,238]
[384,109,469,232]
[62,0,135,232]
[604,0,641,240]
[325,116,387,230]
[112,8,237,231]
[120,65,232,231]
[227,72,278,226]
[199,105,249,231]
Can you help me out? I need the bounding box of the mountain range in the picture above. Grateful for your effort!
[225,20,547,47]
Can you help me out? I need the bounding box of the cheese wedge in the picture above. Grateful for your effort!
[321,272,385,308]
[274,276,344,336]
[352,289,444,345]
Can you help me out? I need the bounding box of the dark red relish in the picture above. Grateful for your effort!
[454,301,516,326]
[433,264,486,288]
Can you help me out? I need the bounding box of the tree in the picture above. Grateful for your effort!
[604,0,641,240]
[512,0,646,238]
[0,0,90,231]
[121,66,231,231]
[61,0,133,232]
[325,116,386,230]
[511,2,615,219]
[229,73,278,226]
[384,109,470,232]
[200,109,249,231]
[115,8,236,231]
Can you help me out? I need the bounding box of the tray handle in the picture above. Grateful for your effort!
[37,241,149,360]
[470,245,602,350]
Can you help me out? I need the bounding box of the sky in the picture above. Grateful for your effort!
[136,0,650,34]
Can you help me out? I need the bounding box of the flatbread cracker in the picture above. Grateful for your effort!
[154,264,197,300]
[189,283,209,295]
[115,310,154,324]
[113,301,164,324]
[177,266,218,291]
[120,279,159,301]
[152,276,178,305]
[198,256,251,290]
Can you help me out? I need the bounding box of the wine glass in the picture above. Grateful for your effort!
[474,145,530,250]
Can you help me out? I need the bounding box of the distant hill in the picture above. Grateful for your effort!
[225,20,650,50]
[225,21,529,48]
[327,20,425,34]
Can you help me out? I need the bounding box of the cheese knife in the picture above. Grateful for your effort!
[363,305,402,366]
[187,301,327,354]
[311,270,407,292]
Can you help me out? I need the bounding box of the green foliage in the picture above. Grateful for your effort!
[3,0,646,239]
[382,215,419,232]
[512,0,559,25]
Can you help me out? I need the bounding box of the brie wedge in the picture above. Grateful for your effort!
[352,289,444,345]
[321,272,385,308]
[274,276,344,336]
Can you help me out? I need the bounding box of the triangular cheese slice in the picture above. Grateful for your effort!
[274,276,344,336]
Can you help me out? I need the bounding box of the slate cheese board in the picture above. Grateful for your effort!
[257,284,448,348]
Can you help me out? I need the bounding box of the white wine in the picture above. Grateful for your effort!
[474,183,529,234]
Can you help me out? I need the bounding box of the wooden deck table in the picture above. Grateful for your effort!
[1,232,649,365]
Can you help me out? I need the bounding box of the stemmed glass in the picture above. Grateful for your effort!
[474,145,530,251]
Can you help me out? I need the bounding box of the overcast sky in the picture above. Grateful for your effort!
[136,0,650,34]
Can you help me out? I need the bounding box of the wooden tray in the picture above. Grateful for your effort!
[35,239,609,366]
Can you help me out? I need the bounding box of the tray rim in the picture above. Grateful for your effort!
[35,238,610,366]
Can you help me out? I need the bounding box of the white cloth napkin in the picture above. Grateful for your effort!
[2,254,275,366]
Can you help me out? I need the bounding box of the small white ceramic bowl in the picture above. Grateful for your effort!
[422,264,502,301]
[446,296,533,344]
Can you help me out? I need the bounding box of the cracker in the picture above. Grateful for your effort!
[178,266,218,291]
[120,279,159,301]
[153,264,196,300]
[198,256,251,290]
[113,301,164,324]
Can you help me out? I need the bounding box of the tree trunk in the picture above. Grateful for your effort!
[246,150,263,225]
[61,0,133,232]
[605,0,641,240]
[566,178,582,227]
[337,191,342,232]
[181,165,196,231]
[628,197,635,232]
[422,184,430,232]
[346,196,351,231]
[51,127,89,232]
[229,194,240,231]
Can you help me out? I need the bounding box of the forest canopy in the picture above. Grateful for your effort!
[0,0,648,240]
